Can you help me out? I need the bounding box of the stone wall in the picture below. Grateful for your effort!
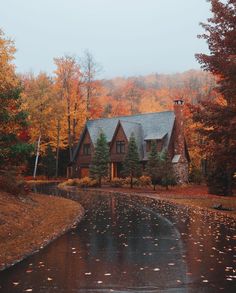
[173,161,189,184]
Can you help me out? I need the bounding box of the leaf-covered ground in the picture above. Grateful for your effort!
[0,191,84,271]
[88,185,236,218]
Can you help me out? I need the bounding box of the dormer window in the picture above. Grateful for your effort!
[116,141,125,154]
[83,143,91,155]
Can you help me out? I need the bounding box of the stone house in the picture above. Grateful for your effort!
[71,99,190,183]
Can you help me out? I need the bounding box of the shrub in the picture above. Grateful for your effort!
[138,175,152,187]
[60,177,99,188]
[110,177,124,187]
[123,177,139,187]
[0,168,30,196]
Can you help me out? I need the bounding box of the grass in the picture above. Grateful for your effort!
[0,191,84,271]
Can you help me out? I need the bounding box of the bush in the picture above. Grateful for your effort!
[123,177,139,187]
[207,165,229,195]
[60,177,99,188]
[0,168,30,196]
[138,175,152,187]
[110,177,124,187]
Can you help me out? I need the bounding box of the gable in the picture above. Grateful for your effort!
[73,111,176,162]
[110,122,128,155]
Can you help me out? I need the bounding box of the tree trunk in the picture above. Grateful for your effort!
[130,176,133,189]
[55,120,60,178]
[33,135,41,179]
[153,184,156,191]
[99,177,102,188]
[66,96,73,162]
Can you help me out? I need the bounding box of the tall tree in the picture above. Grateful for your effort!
[21,73,53,178]
[81,50,101,120]
[90,132,109,187]
[146,141,161,190]
[0,29,32,169]
[54,55,84,162]
[122,133,142,188]
[193,0,236,195]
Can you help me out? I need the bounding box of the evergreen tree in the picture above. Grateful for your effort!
[146,141,161,190]
[159,150,176,190]
[122,133,142,188]
[193,0,236,195]
[0,88,33,168]
[90,132,109,187]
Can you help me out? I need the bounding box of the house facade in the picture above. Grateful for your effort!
[72,99,190,184]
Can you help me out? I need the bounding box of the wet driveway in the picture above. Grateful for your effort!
[0,184,235,292]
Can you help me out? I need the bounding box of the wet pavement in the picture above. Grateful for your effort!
[0,184,235,292]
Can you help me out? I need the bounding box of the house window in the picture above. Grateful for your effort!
[116,141,125,154]
[83,144,91,155]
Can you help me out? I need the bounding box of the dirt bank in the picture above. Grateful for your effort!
[0,191,84,271]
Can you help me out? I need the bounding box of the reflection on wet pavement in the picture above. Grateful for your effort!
[0,184,235,292]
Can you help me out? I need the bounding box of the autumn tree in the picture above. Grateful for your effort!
[21,73,54,177]
[193,0,236,195]
[90,132,109,187]
[0,29,32,169]
[54,55,84,162]
[122,133,142,188]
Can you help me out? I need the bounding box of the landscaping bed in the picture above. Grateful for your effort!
[0,191,84,271]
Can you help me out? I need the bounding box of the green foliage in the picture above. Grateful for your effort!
[146,141,162,189]
[89,132,109,187]
[0,88,33,167]
[159,150,176,189]
[122,133,142,188]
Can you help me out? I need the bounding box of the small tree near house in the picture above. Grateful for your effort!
[146,141,161,190]
[122,133,142,188]
[159,150,176,190]
[90,132,109,187]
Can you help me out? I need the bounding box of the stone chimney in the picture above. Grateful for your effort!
[172,99,189,184]
[173,99,185,158]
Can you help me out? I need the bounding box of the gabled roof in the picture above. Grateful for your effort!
[73,111,175,162]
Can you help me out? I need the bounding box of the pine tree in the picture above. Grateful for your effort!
[159,150,176,190]
[193,0,236,195]
[122,133,142,188]
[0,87,33,169]
[90,132,109,187]
[146,141,161,190]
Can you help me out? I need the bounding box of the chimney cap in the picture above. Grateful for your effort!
[174,99,184,105]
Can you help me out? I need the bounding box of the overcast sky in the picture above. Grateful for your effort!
[1,0,211,78]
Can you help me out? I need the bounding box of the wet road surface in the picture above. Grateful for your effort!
[0,184,235,292]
